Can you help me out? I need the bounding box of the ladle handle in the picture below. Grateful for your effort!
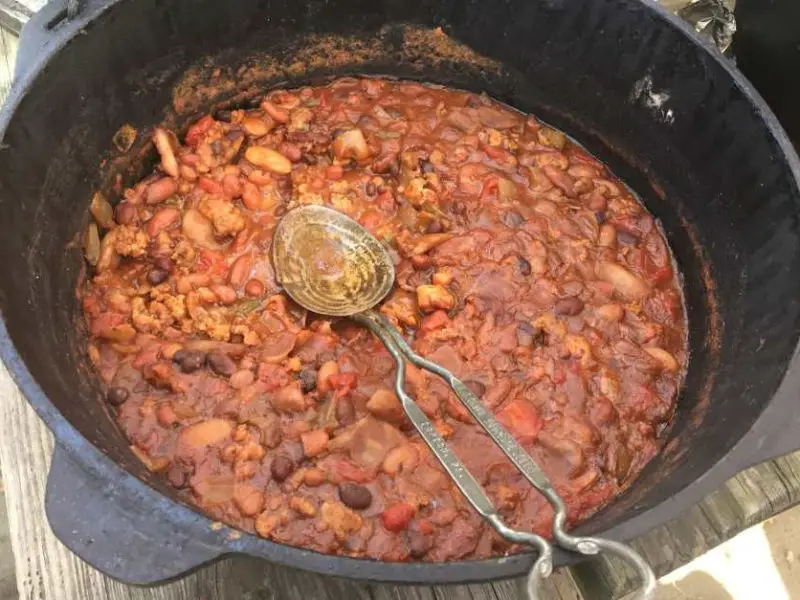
[353,311,554,600]
[362,310,656,600]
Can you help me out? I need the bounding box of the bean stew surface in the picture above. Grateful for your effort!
[81,78,687,561]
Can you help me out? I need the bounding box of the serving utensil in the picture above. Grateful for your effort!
[272,204,656,600]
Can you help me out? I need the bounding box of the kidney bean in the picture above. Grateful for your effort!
[270,455,295,482]
[338,483,373,510]
[147,269,169,286]
[106,386,129,406]
[115,202,136,225]
[208,351,237,377]
[228,254,252,286]
[554,297,585,316]
[365,182,377,196]
[335,397,355,426]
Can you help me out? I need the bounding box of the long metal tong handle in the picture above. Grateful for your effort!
[359,310,656,600]
[353,312,554,599]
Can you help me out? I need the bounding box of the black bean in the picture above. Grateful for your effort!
[420,159,434,174]
[106,386,129,406]
[166,465,189,489]
[207,351,236,377]
[270,455,295,482]
[389,162,400,177]
[408,531,434,557]
[365,182,377,197]
[617,230,638,245]
[554,297,585,316]
[594,210,607,224]
[179,351,207,373]
[147,268,169,286]
[299,368,317,393]
[115,202,136,225]
[215,109,233,123]
[302,154,318,165]
[501,211,524,228]
[244,97,262,109]
[338,483,373,510]
[515,256,532,276]
[153,255,174,273]
[464,380,486,398]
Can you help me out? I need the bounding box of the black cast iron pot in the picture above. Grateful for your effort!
[2,0,800,587]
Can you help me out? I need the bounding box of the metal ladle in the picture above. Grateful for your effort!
[272,204,656,600]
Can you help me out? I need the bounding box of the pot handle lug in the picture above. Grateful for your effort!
[45,443,223,585]
[15,0,112,84]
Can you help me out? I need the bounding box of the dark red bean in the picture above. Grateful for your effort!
[338,483,372,510]
[501,211,524,227]
[554,297,585,316]
[335,396,355,426]
[106,386,129,406]
[115,202,136,225]
[425,220,443,234]
[178,351,206,373]
[518,323,546,347]
[153,255,174,273]
[270,455,295,482]
[299,368,317,393]
[408,530,434,557]
[207,351,236,377]
[147,269,169,285]
[464,380,486,398]
[365,182,377,197]
[515,256,532,276]
[595,210,607,224]
[166,465,189,488]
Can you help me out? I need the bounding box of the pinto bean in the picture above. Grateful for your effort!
[643,347,679,372]
[596,261,651,300]
[301,429,329,458]
[146,207,181,237]
[147,269,169,286]
[244,147,292,175]
[154,128,179,177]
[211,284,237,305]
[146,178,178,204]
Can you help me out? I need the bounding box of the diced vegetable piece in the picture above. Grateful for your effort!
[496,400,542,444]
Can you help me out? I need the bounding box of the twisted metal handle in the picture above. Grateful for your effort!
[362,310,655,600]
[354,311,554,599]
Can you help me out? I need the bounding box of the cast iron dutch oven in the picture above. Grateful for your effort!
[1,0,800,587]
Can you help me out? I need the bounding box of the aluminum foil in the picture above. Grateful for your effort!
[658,0,737,53]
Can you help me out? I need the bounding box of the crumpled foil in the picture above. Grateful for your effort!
[658,0,737,54]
